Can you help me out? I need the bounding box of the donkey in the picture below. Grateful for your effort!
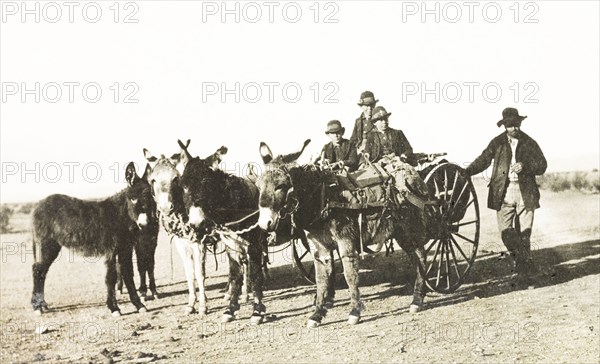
[178,140,269,324]
[117,219,160,301]
[256,140,429,327]
[31,162,156,317]
[143,144,209,315]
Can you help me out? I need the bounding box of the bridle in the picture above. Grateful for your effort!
[269,166,324,229]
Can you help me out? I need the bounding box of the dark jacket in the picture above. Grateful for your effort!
[349,114,374,150]
[364,128,416,166]
[315,138,359,172]
[465,131,547,211]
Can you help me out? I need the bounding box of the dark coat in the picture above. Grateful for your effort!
[315,138,359,172]
[465,131,547,211]
[364,128,416,166]
[349,114,374,150]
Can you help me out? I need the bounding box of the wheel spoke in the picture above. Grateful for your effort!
[453,231,477,245]
[444,240,451,289]
[456,219,478,227]
[449,235,470,264]
[426,240,442,275]
[433,177,441,199]
[299,249,310,261]
[447,238,462,278]
[425,239,438,254]
[462,198,475,211]
[443,169,449,203]
[445,180,469,217]
[435,240,445,287]
[448,170,459,208]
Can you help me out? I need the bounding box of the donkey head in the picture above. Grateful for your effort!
[124,162,157,229]
[143,142,187,215]
[178,139,228,228]
[256,139,310,232]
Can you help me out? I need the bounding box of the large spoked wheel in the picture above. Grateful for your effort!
[422,163,480,293]
[292,231,316,284]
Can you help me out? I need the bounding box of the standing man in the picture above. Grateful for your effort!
[464,107,547,286]
[315,120,358,172]
[350,91,378,154]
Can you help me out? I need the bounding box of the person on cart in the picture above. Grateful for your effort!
[350,90,379,155]
[362,106,429,206]
[464,107,547,288]
[315,120,359,172]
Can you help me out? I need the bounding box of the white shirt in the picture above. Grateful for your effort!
[508,136,519,182]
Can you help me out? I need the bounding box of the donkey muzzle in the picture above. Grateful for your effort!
[188,206,206,226]
[258,207,279,232]
[136,213,148,228]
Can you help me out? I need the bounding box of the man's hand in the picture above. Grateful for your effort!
[511,162,523,174]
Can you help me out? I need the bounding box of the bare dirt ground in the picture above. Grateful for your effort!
[1,181,599,363]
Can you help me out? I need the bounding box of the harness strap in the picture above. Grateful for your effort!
[403,191,426,211]
[223,210,259,228]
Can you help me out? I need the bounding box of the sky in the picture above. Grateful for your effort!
[1,0,599,203]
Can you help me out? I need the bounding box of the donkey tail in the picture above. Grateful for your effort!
[32,224,38,264]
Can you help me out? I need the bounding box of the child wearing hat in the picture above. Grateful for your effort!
[315,120,359,172]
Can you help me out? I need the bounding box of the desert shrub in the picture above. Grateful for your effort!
[0,205,14,233]
[17,202,36,214]
[538,170,600,193]
[571,171,588,190]
[585,170,600,192]
[538,173,571,192]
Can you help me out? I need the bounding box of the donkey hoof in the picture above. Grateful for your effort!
[325,300,334,309]
[152,291,160,299]
[199,307,208,316]
[240,294,249,304]
[409,304,422,314]
[184,306,196,315]
[140,296,146,303]
[111,311,122,318]
[348,315,361,325]
[222,313,235,323]
[250,315,264,325]
[33,309,42,316]
[307,319,320,329]
[138,307,148,313]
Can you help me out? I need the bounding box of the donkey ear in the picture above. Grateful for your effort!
[178,139,193,168]
[207,146,228,170]
[143,148,157,163]
[281,139,311,164]
[141,163,152,181]
[169,153,181,163]
[259,142,274,164]
[125,162,139,187]
[246,163,260,183]
[179,150,190,168]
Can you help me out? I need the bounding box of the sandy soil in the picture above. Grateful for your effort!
[1,182,599,363]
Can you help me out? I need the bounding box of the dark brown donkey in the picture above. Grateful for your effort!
[178,141,269,324]
[31,162,157,316]
[256,140,428,327]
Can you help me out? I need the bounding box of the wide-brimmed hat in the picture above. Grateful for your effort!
[325,120,345,134]
[371,106,392,122]
[497,107,527,127]
[357,91,379,106]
